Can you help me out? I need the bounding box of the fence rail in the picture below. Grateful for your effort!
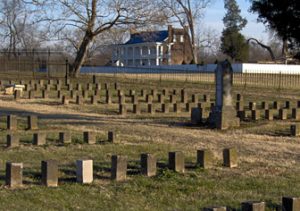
[91,71,300,89]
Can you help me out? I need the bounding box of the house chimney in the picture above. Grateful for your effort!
[168,25,173,43]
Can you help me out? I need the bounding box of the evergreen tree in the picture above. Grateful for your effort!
[220,0,249,62]
[250,0,300,58]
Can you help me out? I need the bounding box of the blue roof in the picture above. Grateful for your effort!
[125,30,169,44]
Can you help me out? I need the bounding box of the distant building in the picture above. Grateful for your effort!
[112,25,193,66]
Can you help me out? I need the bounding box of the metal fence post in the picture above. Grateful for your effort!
[32,49,35,79]
[47,49,50,78]
[65,59,69,84]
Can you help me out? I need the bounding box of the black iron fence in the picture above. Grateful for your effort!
[0,50,68,79]
[1,51,300,90]
[82,66,300,89]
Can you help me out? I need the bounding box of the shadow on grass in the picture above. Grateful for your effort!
[23,170,41,185]
[93,162,111,180]
[59,165,77,183]
[127,160,140,176]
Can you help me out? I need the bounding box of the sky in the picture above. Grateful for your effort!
[202,0,270,42]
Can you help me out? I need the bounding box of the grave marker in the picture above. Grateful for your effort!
[76,160,93,184]
[197,149,213,169]
[141,153,156,177]
[292,108,300,120]
[223,148,238,168]
[27,115,38,130]
[209,60,240,129]
[7,115,17,130]
[33,133,46,145]
[241,201,265,211]
[162,103,169,113]
[133,104,141,114]
[282,197,300,211]
[108,131,117,143]
[6,162,23,188]
[7,134,19,148]
[59,132,71,144]
[291,125,300,136]
[168,151,185,173]
[83,132,96,144]
[265,109,274,120]
[111,155,127,181]
[41,160,58,187]
[119,104,127,115]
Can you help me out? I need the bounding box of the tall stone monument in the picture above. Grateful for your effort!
[209,60,240,129]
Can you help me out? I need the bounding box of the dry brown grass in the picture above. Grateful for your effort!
[0,78,300,210]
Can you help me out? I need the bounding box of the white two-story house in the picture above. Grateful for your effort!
[112,25,193,67]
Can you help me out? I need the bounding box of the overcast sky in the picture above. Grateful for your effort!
[202,0,270,41]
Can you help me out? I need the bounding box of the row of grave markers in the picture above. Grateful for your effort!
[5,115,38,130]
[203,198,299,211]
[5,149,238,188]
[12,87,300,125]
[13,85,210,106]
[3,114,300,137]
[4,149,299,210]
[6,131,117,147]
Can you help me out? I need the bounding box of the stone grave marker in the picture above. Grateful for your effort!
[133,104,141,114]
[168,151,185,173]
[83,131,96,144]
[241,201,265,211]
[291,124,300,136]
[141,153,156,177]
[59,132,71,144]
[292,108,300,120]
[209,60,240,129]
[223,148,238,168]
[108,131,117,143]
[7,115,17,130]
[111,155,127,181]
[197,149,213,169]
[7,134,19,148]
[33,133,47,145]
[282,196,300,211]
[27,115,38,130]
[6,162,23,188]
[76,160,93,184]
[41,160,58,187]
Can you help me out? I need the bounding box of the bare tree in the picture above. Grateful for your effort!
[0,0,43,55]
[33,0,165,77]
[195,26,220,63]
[161,0,211,64]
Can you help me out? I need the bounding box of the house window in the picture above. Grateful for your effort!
[180,35,184,43]
[142,46,148,55]
[173,35,176,42]
[150,47,156,55]
[128,47,133,58]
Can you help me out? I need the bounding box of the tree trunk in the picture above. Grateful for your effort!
[282,38,288,61]
[247,38,275,61]
[70,32,94,78]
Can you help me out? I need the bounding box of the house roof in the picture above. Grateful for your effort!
[125,30,169,44]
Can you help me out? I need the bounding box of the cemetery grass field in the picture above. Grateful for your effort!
[0,76,300,210]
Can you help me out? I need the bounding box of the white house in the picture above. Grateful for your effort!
[112,26,193,67]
